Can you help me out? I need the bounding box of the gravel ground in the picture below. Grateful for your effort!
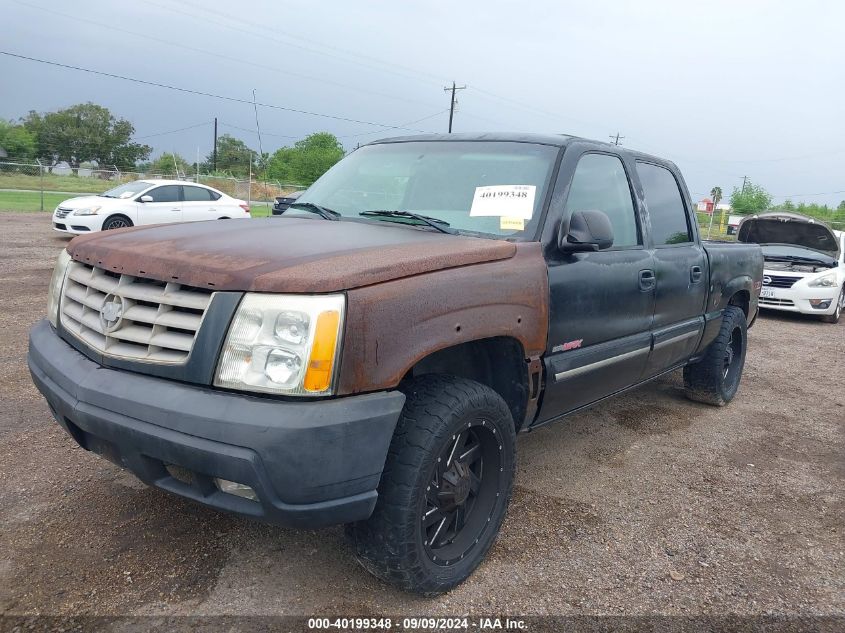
[0,212,842,620]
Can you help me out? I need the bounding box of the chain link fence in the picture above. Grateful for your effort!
[0,161,307,212]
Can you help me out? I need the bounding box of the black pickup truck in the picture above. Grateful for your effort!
[29,133,763,595]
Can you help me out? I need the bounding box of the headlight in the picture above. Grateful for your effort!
[214,293,345,396]
[47,249,72,327]
[808,273,837,287]
[73,206,101,216]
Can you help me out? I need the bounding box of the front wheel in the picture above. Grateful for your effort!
[102,215,133,231]
[820,287,844,324]
[348,375,516,595]
[683,305,748,406]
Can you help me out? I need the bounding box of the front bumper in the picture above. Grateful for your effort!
[28,319,405,527]
[759,284,841,315]
[52,212,100,234]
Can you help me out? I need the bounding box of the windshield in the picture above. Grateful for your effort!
[100,180,153,199]
[295,141,559,237]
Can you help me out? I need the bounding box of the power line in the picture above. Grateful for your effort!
[140,0,446,94]
[338,110,450,139]
[0,51,433,133]
[135,121,212,139]
[11,0,444,112]
[219,121,299,139]
[173,0,446,84]
[771,189,845,198]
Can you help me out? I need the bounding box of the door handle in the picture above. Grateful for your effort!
[690,265,703,283]
[639,269,656,291]
[171,208,180,212]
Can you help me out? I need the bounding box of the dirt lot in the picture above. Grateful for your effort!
[0,212,843,620]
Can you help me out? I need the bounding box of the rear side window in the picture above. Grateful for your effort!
[636,163,692,245]
[145,185,181,203]
[183,186,215,201]
[564,153,640,248]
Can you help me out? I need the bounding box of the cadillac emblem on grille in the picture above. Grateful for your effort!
[100,294,125,332]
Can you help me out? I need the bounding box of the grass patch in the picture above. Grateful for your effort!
[0,172,109,194]
[249,202,272,218]
[0,191,73,212]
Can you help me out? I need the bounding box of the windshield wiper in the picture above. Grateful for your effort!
[766,255,828,264]
[287,202,341,221]
[359,210,456,235]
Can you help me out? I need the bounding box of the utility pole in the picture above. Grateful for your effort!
[741,175,749,193]
[212,117,218,172]
[443,81,466,133]
[609,132,625,146]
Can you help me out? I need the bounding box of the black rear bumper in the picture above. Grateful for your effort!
[28,319,405,528]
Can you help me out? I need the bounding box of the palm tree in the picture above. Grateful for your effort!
[710,186,723,208]
[707,186,723,238]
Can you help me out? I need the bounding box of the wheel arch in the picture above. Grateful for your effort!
[101,213,134,230]
[402,336,533,431]
[728,289,751,318]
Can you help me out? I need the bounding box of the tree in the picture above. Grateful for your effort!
[0,119,37,160]
[145,152,192,176]
[730,180,772,214]
[22,103,151,173]
[267,132,345,185]
[203,134,255,177]
[709,185,722,209]
[838,200,845,211]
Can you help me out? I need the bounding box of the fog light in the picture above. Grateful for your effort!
[809,299,831,309]
[214,478,258,501]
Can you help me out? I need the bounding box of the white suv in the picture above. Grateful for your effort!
[739,212,845,323]
[52,179,250,234]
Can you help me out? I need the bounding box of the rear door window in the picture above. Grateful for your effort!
[183,186,214,201]
[636,163,693,245]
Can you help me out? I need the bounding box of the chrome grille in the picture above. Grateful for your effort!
[60,261,214,364]
[56,207,72,219]
[763,274,799,288]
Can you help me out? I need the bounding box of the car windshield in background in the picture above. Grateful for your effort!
[295,141,559,237]
[100,181,153,199]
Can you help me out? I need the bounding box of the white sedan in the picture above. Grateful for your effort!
[738,212,845,323]
[52,179,250,234]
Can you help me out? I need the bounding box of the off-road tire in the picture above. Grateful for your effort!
[683,305,747,406]
[102,215,133,231]
[820,287,844,324]
[348,374,516,595]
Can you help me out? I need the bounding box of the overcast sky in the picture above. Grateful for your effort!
[2,0,844,205]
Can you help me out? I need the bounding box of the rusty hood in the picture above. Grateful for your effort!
[67,217,517,292]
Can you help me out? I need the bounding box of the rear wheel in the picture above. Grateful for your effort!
[102,215,133,231]
[348,375,515,595]
[684,305,747,406]
[820,287,844,324]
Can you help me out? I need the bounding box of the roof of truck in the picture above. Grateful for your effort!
[367,132,671,164]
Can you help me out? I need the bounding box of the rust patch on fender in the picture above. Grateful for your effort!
[338,242,549,394]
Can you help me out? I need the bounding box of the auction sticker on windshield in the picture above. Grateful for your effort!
[470,185,536,219]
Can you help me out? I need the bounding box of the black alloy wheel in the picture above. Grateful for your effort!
[422,421,503,566]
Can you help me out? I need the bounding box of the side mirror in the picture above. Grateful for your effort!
[139,195,153,203]
[559,209,614,252]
